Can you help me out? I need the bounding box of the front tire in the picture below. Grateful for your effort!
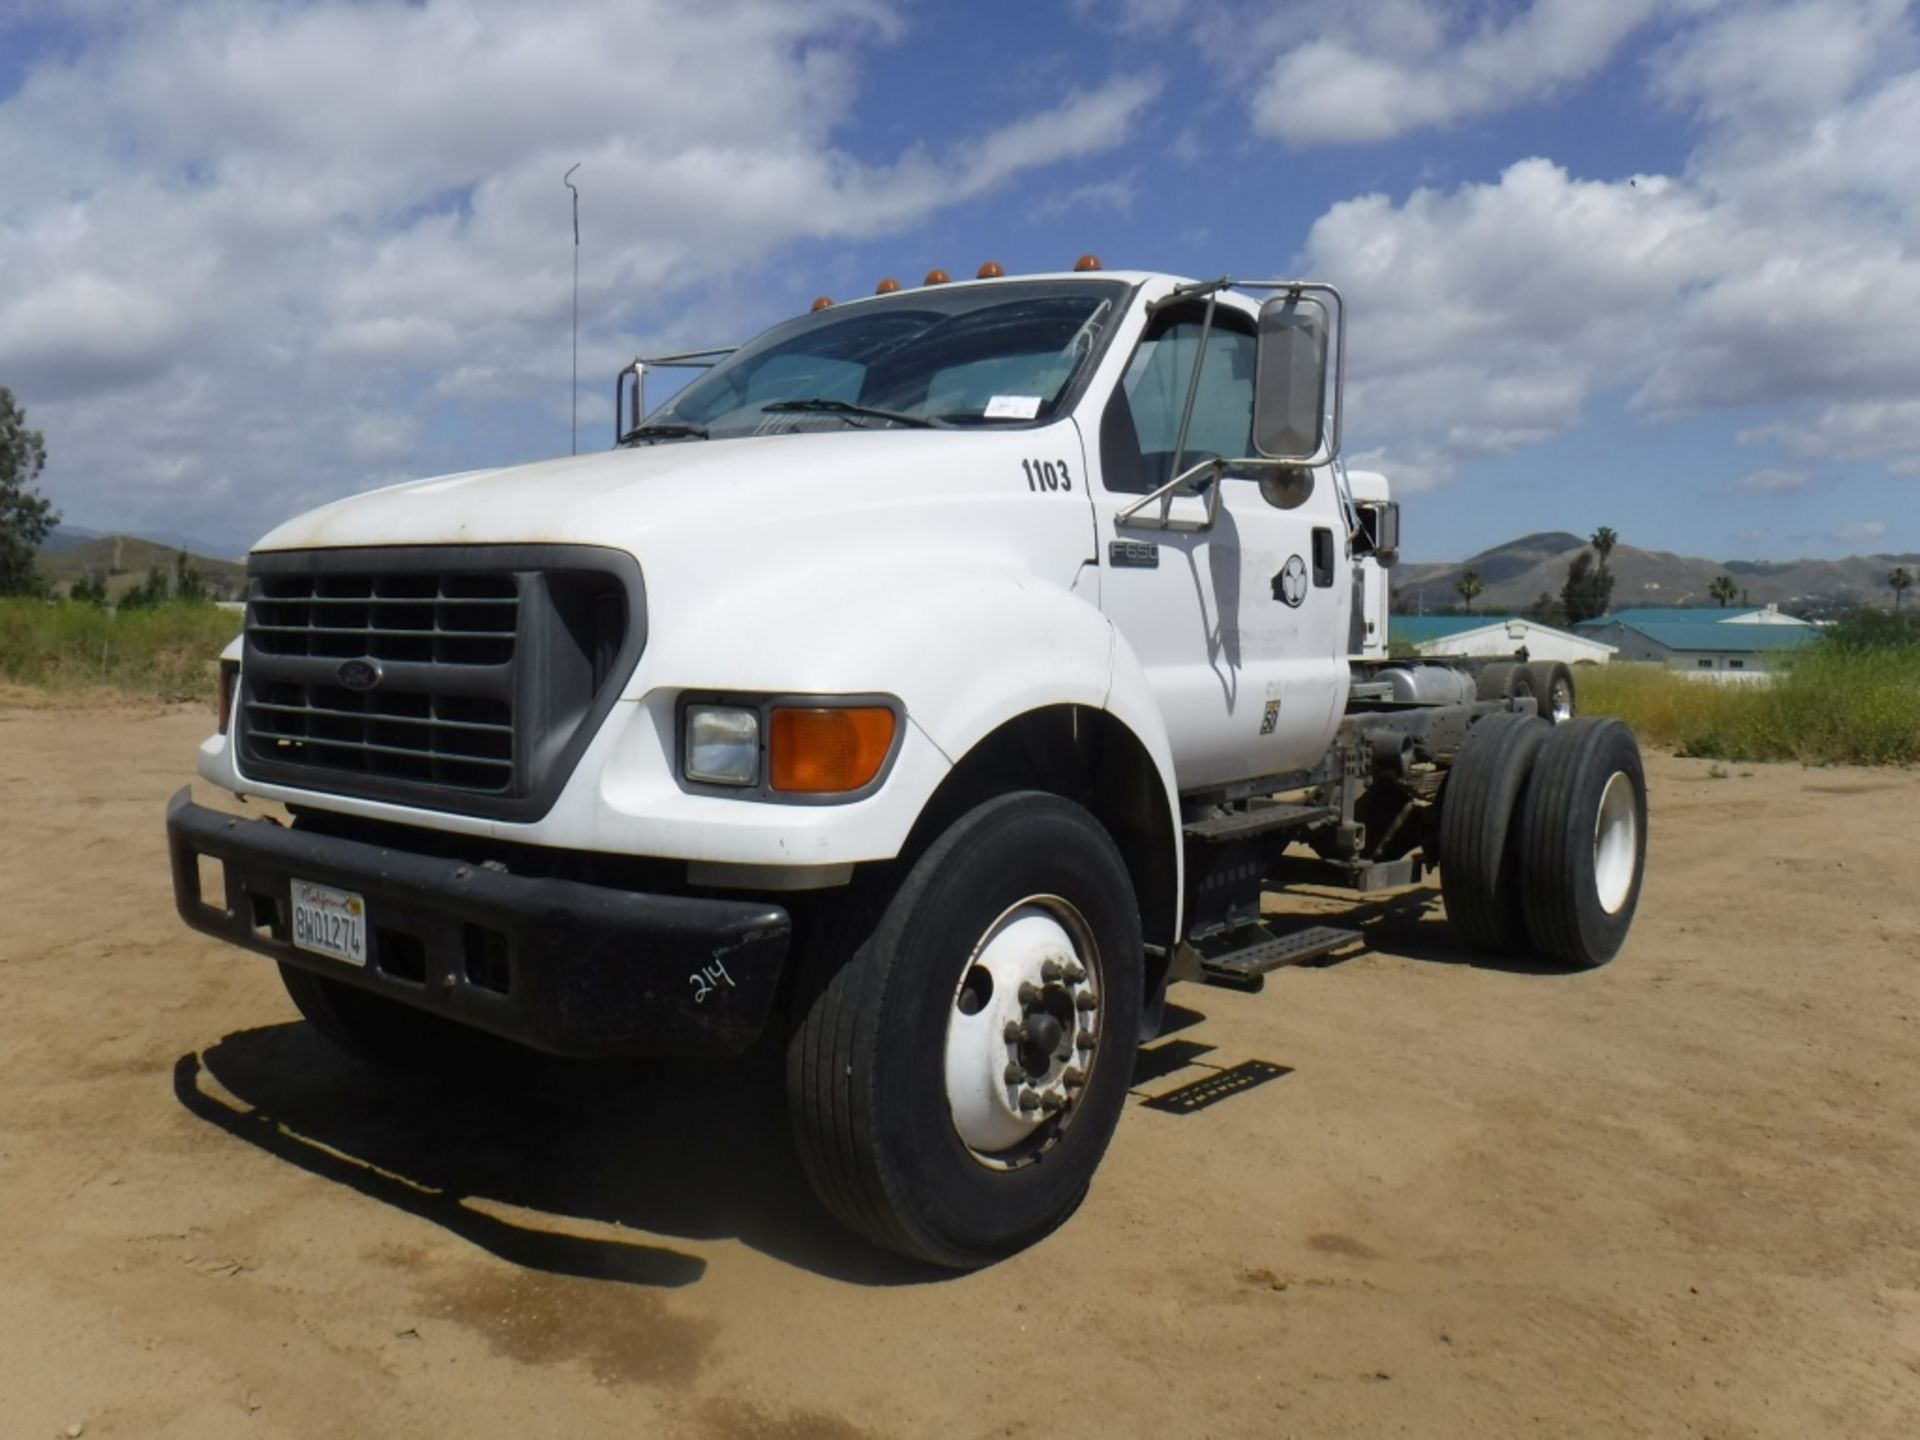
[278,964,513,1074]
[786,792,1143,1268]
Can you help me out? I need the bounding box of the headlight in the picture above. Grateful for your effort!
[685,705,760,786]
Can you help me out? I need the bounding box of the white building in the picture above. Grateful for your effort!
[1390,615,1617,665]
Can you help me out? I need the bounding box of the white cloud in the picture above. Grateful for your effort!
[1650,0,1914,126]
[1831,520,1890,543]
[1251,0,1662,145]
[0,1,1159,543]
[1281,2,1920,498]
[1724,468,1814,495]
[1031,176,1138,221]
[347,415,421,464]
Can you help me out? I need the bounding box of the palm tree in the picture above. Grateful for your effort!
[1591,526,1618,574]
[1455,570,1484,612]
[1709,575,1738,607]
[1892,566,1914,611]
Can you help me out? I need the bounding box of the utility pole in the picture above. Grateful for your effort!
[563,163,581,455]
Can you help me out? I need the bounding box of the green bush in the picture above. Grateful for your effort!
[0,598,241,701]
[1578,645,1920,766]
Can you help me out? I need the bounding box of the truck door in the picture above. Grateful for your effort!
[1082,300,1350,791]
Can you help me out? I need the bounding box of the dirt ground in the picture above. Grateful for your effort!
[3,701,1919,1440]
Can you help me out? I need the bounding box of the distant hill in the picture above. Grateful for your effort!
[1396,536,1920,619]
[39,535,249,603]
[43,523,246,560]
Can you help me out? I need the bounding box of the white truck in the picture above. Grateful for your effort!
[168,265,1647,1268]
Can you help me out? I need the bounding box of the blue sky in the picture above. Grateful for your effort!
[3,0,1918,563]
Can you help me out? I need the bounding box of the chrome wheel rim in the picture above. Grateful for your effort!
[1593,770,1638,915]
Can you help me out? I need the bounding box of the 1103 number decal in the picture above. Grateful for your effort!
[1021,458,1073,493]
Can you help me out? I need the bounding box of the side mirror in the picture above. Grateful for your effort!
[1369,501,1400,560]
[1252,292,1333,462]
[615,361,647,445]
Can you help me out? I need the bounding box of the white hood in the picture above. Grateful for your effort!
[253,428,1006,555]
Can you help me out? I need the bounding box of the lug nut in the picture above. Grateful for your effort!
[1063,1067,1086,1089]
[1018,982,1042,1006]
[1003,1020,1025,1043]
[1076,1032,1096,1053]
[1075,992,1097,1011]
[1064,961,1086,983]
[1004,1063,1025,1085]
[1039,1091,1067,1113]
[1018,1088,1041,1112]
[1041,959,1064,982]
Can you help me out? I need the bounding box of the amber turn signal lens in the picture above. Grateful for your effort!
[976,260,1005,278]
[810,295,834,311]
[874,277,901,294]
[768,707,896,793]
[216,659,240,735]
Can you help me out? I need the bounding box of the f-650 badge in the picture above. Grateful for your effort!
[1274,555,1308,608]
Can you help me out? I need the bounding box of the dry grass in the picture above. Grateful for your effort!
[1578,650,1920,766]
[0,599,241,702]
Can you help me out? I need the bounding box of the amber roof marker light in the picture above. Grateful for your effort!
[976,261,1005,278]
[924,268,950,285]
[810,296,834,312]
[875,277,901,294]
[1073,254,1102,272]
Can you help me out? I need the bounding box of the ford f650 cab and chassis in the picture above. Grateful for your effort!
[167,265,1648,1267]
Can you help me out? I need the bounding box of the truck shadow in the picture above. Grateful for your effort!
[172,1023,947,1290]
[1299,890,1581,977]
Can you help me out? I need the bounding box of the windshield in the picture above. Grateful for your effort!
[646,279,1128,440]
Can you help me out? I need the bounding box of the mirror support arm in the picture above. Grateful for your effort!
[1164,288,1219,509]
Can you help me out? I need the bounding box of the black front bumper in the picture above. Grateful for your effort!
[166,789,792,1058]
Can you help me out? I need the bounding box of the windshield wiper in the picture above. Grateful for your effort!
[619,421,708,445]
[761,398,938,429]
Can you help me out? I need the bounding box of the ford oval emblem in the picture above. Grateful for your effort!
[337,658,383,692]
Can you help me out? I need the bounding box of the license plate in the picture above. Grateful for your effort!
[290,879,368,967]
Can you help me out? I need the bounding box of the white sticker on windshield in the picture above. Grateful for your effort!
[984,394,1042,420]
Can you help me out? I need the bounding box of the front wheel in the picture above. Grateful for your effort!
[786,792,1143,1268]
[278,964,517,1074]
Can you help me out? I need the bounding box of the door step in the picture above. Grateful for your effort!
[1197,923,1364,988]
[1183,803,1331,844]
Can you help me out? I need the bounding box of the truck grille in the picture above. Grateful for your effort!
[236,546,646,820]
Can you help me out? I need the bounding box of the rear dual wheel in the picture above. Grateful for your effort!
[786,792,1141,1268]
[1478,660,1576,724]
[1527,661,1577,724]
[1438,712,1552,954]
[1516,718,1647,969]
[1438,715,1646,969]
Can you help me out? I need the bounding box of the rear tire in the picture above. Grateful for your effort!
[1476,661,1538,706]
[1515,718,1647,970]
[277,964,514,1074]
[1438,712,1552,955]
[1526,661,1576,724]
[786,792,1142,1268]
